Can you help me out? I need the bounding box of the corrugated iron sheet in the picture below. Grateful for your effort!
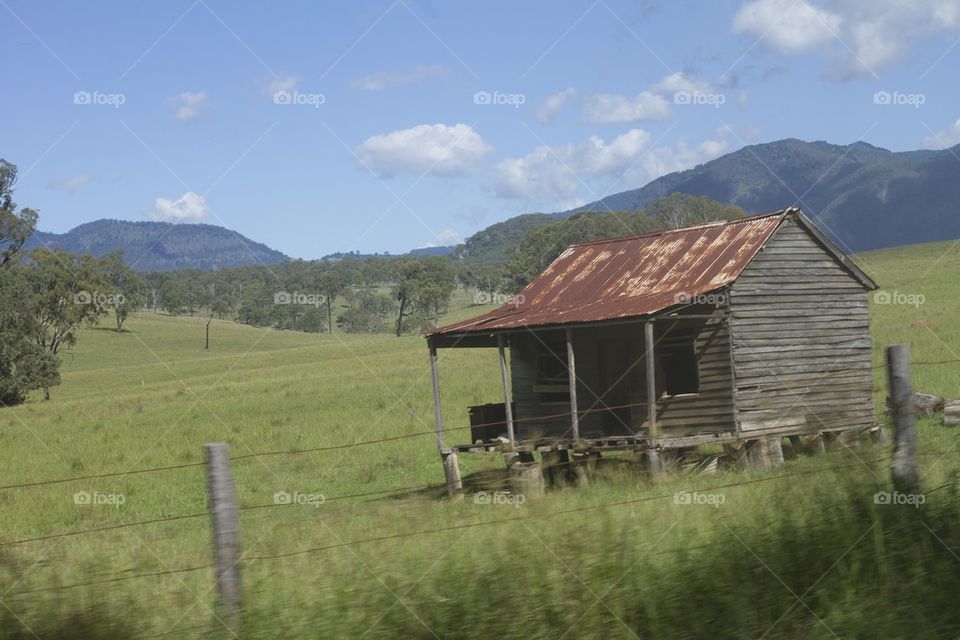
[431,209,793,336]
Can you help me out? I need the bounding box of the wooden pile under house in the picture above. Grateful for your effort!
[425,207,878,493]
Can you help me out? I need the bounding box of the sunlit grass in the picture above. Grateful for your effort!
[2,241,960,638]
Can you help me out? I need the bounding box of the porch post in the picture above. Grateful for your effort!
[430,338,462,498]
[497,334,516,447]
[645,321,659,440]
[566,329,580,441]
[428,338,445,451]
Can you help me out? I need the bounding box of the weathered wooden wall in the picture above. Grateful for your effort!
[729,218,875,436]
[508,309,736,440]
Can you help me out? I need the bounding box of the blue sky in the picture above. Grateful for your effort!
[4,0,960,259]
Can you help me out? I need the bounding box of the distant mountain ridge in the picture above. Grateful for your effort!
[25,219,288,272]
[30,139,960,271]
[457,138,960,263]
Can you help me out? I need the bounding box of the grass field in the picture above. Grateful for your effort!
[2,241,960,639]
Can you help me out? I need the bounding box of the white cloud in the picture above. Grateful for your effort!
[635,139,730,183]
[537,88,577,123]
[349,65,446,91]
[733,0,842,53]
[49,175,90,192]
[493,130,729,205]
[922,118,960,149]
[537,73,718,124]
[355,123,493,178]
[581,91,672,124]
[493,129,653,200]
[170,91,208,120]
[419,228,462,248]
[650,72,716,96]
[436,228,461,244]
[263,75,298,100]
[151,191,209,223]
[732,0,960,79]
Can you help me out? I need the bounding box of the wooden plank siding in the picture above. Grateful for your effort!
[729,219,875,436]
[508,309,737,441]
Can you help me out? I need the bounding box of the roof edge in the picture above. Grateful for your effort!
[787,211,878,290]
[568,208,791,249]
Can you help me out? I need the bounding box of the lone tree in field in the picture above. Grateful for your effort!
[0,159,60,404]
[100,250,146,332]
[392,257,457,336]
[315,263,348,334]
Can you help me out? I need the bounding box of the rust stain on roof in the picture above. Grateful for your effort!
[431,209,794,336]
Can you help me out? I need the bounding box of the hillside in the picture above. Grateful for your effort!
[451,212,554,265]
[25,219,288,271]
[2,238,960,638]
[573,139,960,252]
[459,139,960,263]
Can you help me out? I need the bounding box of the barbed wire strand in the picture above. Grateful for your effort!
[4,458,896,596]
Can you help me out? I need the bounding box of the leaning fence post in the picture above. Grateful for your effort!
[204,442,242,627]
[886,345,918,492]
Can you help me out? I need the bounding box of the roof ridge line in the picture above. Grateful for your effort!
[569,208,794,248]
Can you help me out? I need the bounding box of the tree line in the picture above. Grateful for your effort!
[1,153,744,405]
[136,253,464,336]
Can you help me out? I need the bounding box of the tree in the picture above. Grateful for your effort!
[0,159,58,405]
[462,264,503,304]
[0,265,60,405]
[645,193,744,229]
[315,265,348,334]
[25,249,106,400]
[100,251,146,331]
[391,257,457,336]
[0,159,38,268]
[336,290,393,333]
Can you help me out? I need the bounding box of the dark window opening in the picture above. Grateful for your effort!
[535,341,569,403]
[658,334,700,396]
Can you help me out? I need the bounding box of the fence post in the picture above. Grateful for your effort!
[204,443,242,627]
[886,345,918,492]
[441,450,463,499]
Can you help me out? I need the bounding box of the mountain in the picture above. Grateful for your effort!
[25,219,288,272]
[459,138,960,262]
[320,246,454,261]
[408,245,455,257]
[451,212,554,265]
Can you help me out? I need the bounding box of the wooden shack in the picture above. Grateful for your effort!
[426,208,877,491]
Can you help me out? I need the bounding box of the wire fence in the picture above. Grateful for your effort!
[3,356,957,495]
[1,455,906,597]
[1,355,958,606]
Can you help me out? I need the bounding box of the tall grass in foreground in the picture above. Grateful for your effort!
[6,463,960,639]
[243,469,960,639]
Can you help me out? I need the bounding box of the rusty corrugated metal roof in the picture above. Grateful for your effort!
[431,209,795,336]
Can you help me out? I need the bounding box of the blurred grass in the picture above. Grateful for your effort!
[1,240,960,638]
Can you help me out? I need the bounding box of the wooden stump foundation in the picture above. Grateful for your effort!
[542,450,570,487]
[745,438,784,469]
[870,425,889,446]
[509,462,545,498]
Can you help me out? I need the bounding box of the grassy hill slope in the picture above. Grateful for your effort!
[1,240,959,638]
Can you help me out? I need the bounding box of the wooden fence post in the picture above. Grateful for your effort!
[886,345,918,492]
[204,443,242,627]
[441,450,463,499]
